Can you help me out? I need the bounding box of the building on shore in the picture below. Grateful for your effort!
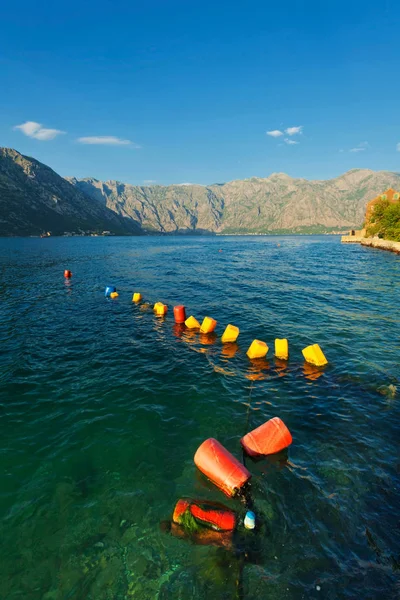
[342,188,400,242]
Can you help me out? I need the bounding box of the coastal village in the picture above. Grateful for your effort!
[342,188,400,253]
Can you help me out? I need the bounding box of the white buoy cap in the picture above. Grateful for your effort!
[244,510,256,529]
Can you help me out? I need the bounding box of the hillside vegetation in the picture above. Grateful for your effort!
[366,199,400,241]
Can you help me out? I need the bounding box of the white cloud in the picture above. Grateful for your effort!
[266,130,283,138]
[14,121,65,141]
[143,179,157,184]
[285,126,303,136]
[396,143,400,152]
[284,138,299,145]
[77,136,139,147]
[349,141,369,153]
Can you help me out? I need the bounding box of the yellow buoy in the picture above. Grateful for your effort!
[132,292,142,303]
[221,324,239,344]
[302,344,328,367]
[275,338,289,360]
[185,315,201,329]
[200,316,217,334]
[246,339,269,359]
[110,292,119,299]
[155,303,168,316]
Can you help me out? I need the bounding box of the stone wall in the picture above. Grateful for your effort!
[361,237,400,254]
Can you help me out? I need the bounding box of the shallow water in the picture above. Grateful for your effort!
[0,235,399,600]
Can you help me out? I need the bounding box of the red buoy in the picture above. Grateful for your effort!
[194,438,251,497]
[241,417,292,458]
[64,270,72,278]
[173,498,236,532]
[173,305,186,324]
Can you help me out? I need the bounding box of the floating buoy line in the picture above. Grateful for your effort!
[103,280,328,367]
[65,270,327,552]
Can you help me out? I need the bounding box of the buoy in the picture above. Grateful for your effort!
[275,338,289,360]
[154,303,168,316]
[168,498,235,549]
[244,511,256,530]
[246,339,269,360]
[194,438,251,497]
[173,499,236,532]
[185,315,201,329]
[132,292,142,303]
[110,291,119,299]
[302,344,328,367]
[174,305,186,324]
[221,324,239,344]
[200,316,217,334]
[105,286,116,297]
[241,417,292,458]
[64,270,72,278]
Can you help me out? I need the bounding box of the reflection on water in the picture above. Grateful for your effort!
[0,235,399,600]
[221,343,239,359]
[246,358,270,381]
[303,361,325,381]
[199,333,217,346]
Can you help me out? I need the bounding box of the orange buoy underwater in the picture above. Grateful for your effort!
[194,438,251,497]
[174,305,186,324]
[173,498,236,532]
[241,417,292,458]
[64,270,72,278]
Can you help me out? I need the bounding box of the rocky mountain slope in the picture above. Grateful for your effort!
[0,148,141,236]
[69,169,400,234]
[1,146,400,236]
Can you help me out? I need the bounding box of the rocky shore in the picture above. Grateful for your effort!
[360,237,400,254]
[342,234,400,254]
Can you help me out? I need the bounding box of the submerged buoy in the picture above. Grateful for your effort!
[105,286,117,297]
[64,270,72,278]
[173,305,186,324]
[194,438,251,497]
[241,417,292,458]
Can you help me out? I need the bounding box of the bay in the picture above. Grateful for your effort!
[0,235,399,599]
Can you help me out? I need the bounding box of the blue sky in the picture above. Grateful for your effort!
[1,0,399,185]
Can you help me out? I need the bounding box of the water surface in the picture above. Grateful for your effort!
[0,235,399,599]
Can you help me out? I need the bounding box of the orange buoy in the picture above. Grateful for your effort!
[173,498,236,532]
[241,417,292,458]
[194,438,251,497]
[64,270,72,278]
[174,305,186,324]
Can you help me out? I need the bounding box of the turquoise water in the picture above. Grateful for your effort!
[0,235,399,600]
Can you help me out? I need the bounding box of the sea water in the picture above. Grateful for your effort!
[0,235,399,599]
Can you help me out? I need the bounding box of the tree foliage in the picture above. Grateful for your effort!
[366,199,400,241]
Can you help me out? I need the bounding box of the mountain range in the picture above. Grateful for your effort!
[2,147,400,236]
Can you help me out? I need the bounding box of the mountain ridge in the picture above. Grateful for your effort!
[0,148,142,236]
[1,146,400,236]
[68,168,400,234]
